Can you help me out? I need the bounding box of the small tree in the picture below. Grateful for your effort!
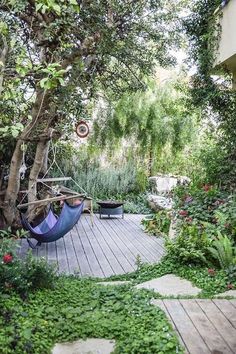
[0,0,182,225]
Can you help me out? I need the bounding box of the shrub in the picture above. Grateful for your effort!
[165,223,210,266]
[0,239,57,296]
[141,210,171,236]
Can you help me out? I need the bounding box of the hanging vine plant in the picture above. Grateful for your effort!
[183,0,236,187]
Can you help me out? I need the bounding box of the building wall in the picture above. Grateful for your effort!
[215,0,236,75]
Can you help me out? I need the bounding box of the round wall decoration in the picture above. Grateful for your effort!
[75,120,89,138]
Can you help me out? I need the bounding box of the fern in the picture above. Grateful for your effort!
[208,233,236,269]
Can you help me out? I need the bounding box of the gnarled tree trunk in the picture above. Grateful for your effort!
[3,89,50,225]
[27,139,50,222]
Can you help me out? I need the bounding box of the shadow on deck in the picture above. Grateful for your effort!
[19,214,165,278]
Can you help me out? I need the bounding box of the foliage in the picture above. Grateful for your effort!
[0,277,183,354]
[109,258,232,297]
[53,142,151,213]
[173,184,236,239]
[92,76,200,175]
[0,240,56,296]
[165,223,210,266]
[184,0,236,188]
[141,211,171,236]
[208,233,236,270]
[0,227,28,239]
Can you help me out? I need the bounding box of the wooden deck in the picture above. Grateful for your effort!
[19,214,165,277]
[154,299,236,354]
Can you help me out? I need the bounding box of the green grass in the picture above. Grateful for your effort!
[0,277,183,354]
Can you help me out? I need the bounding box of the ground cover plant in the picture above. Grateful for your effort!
[0,277,183,354]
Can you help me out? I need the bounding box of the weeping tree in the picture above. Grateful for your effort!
[0,0,183,226]
[92,76,199,176]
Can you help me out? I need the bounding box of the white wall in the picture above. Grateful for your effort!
[215,0,236,72]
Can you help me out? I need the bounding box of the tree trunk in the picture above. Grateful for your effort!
[0,36,8,95]
[27,139,50,221]
[3,89,50,225]
[3,140,24,225]
[148,148,153,177]
[40,140,50,175]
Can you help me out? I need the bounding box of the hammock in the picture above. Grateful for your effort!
[21,201,84,248]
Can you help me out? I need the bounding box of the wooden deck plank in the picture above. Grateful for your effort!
[97,218,136,271]
[94,216,135,273]
[63,231,80,274]
[122,217,165,257]
[18,214,164,277]
[46,241,57,268]
[55,236,70,274]
[109,217,163,262]
[197,299,236,353]
[126,215,166,252]
[83,215,125,275]
[80,216,115,277]
[213,299,236,329]
[180,299,233,354]
[230,300,236,309]
[75,220,104,278]
[152,300,188,353]
[104,217,150,264]
[37,241,47,259]
[70,225,92,277]
[163,300,211,354]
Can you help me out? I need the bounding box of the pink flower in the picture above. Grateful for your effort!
[185,195,193,203]
[227,283,234,290]
[186,217,193,223]
[3,254,13,264]
[203,184,212,192]
[207,268,216,276]
[179,210,188,217]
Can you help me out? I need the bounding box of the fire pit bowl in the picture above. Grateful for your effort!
[97,200,124,219]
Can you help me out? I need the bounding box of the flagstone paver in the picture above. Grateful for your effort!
[52,338,115,354]
[96,281,131,286]
[215,289,236,297]
[135,274,201,296]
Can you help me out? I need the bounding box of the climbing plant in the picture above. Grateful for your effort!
[184,0,236,188]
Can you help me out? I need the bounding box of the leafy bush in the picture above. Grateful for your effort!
[0,227,28,239]
[141,211,171,236]
[208,233,236,270]
[165,223,210,266]
[0,240,57,296]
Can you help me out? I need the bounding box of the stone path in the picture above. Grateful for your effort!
[135,274,201,296]
[52,338,115,354]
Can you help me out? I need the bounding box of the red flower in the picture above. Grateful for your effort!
[203,184,211,192]
[207,268,216,276]
[227,283,234,290]
[179,210,188,217]
[3,254,13,264]
[186,217,193,223]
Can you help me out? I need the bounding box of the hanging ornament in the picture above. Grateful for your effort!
[75,120,89,138]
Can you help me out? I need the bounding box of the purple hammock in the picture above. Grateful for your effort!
[21,201,84,248]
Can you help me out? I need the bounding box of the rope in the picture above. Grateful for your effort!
[17,139,87,207]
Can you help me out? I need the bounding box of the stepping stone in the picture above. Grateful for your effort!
[52,338,115,354]
[135,274,201,296]
[96,281,130,286]
[215,290,236,297]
